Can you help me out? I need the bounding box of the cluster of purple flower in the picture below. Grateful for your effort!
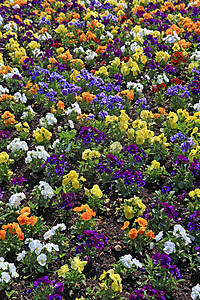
[95,153,145,187]
[166,84,190,98]
[189,158,200,176]
[78,69,104,88]
[0,130,10,140]
[152,253,181,280]
[180,138,195,152]
[26,276,64,300]
[188,75,200,95]
[170,132,186,142]
[57,192,76,211]
[178,190,187,201]
[101,42,122,58]
[129,284,166,300]
[122,143,146,161]
[163,64,177,74]
[134,97,149,110]
[187,210,200,231]
[41,154,68,176]
[76,230,108,254]
[164,202,179,221]
[75,126,106,145]
[12,177,28,186]
[92,92,124,111]
[171,155,199,177]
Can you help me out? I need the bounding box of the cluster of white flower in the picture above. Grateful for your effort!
[17,239,59,266]
[39,113,57,128]
[74,46,85,54]
[194,102,200,111]
[130,42,143,54]
[8,192,26,208]
[0,257,19,283]
[32,48,43,57]
[120,254,142,269]
[117,1,127,9]
[191,50,200,61]
[155,72,169,84]
[0,84,9,96]
[85,49,98,61]
[14,92,27,104]
[3,67,22,80]
[7,138,28,153]
[25,146,50,164]
[162,31,180,44]
[127,81,144,94]
[191,284,200,300]
[0,16,3,26]
[65,102,82,116]
[52,139,60,149]
[43,223,66,240]
[38,32,52,41]
[173,224,194,246]
[21,105,36,119]
[4,21,18,31]
[37,181,54,199]
[130,27,153,38]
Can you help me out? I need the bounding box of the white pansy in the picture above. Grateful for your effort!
[163,241,176,254]
[0,85,9,96]
[65,102,81,116]
[38,181,54,199]
[14,92,27,104]
[37,253,47,266]
[52,223,66,231]
[25,146,49,163]
[173,224,191,246]
[52,139,60,149]
[155,231,163,242]
[8,192,26,208]
[194,102,200,111]
[74,46,85,53]
[68,120,74,129]
[85,49,98,61]
[24,238,33,244]
[0,272,11,283]
[0,261,9,270]
[45,243,59,252]
[120,254,133,269]
[39,113,57,128]
[38,32,52,41]
[7,138,28,152]
[22,105,36,119]
[43,229,55,240]
[173,224,186,237]
[17,250,26,261]
[29,240,43,255]
[0,16,3,26]
[191,284,200,300]
[132,258,143,268]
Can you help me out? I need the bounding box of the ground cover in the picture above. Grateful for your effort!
[0,0,200,299]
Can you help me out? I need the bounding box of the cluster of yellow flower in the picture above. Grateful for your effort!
[84,184,103,199]
[82,149,101,160]
[121,57,141,76]
[62,170,86,189]
[99,269,122,293]
[33,127,52,142]
[121,196,146,220]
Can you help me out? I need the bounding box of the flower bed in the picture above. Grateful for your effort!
[0,0,200,299]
